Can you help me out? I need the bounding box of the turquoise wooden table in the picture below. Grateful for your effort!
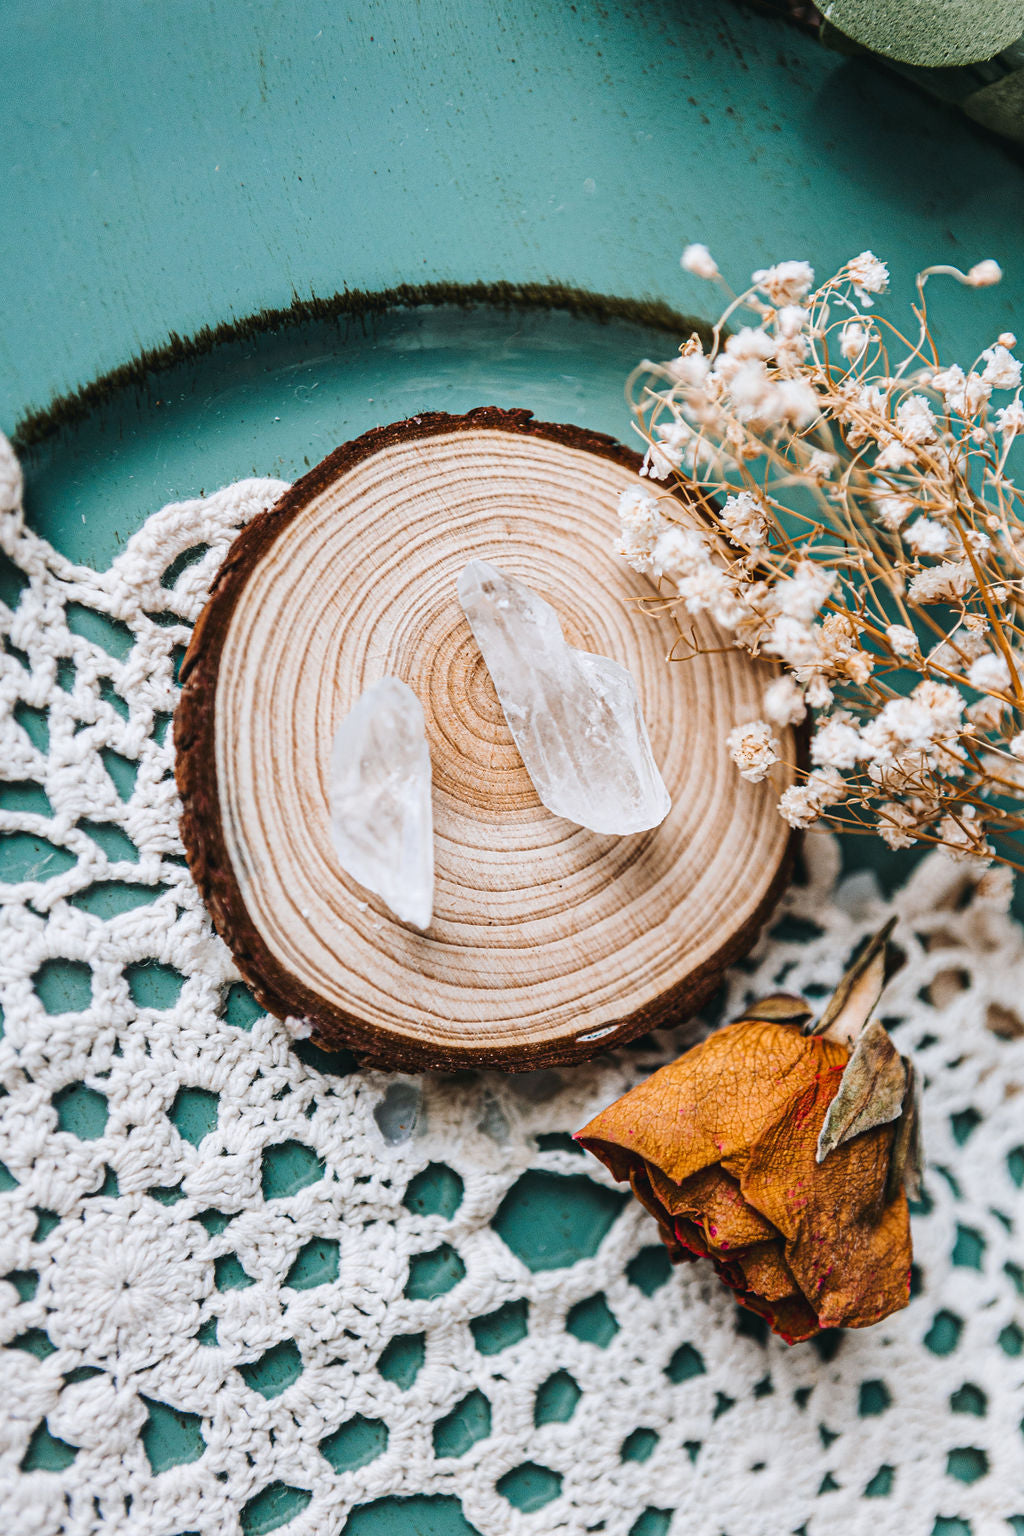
[2,4,1024,1534]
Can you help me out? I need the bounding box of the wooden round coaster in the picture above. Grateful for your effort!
[176,407,797,1070]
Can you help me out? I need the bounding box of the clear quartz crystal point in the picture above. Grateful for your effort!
[328,677,434,929]
[457,559,671,835]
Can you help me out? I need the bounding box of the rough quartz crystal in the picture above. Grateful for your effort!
[458,560,671,835]
[328,677,434,928]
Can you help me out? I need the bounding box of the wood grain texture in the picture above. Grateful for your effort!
[176,407,798,1070]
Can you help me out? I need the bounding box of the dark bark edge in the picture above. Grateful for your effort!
[11,283,713,452]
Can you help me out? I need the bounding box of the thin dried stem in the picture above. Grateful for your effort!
[617,249,1023,872]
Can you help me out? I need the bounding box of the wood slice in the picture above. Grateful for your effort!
[176,407,797,1071]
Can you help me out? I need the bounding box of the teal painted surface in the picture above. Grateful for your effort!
[4,4,1024,1530]
[240,1482,312,1536]
[2,0,1023,429]
[492,1169,629,1269]
[320,1415,389,1473]
[139,1398,205,1473]
[344,1496,481,1536]
[432,1390,492,1459]
[19,1421,78,1473]
[470,1299,529,1355]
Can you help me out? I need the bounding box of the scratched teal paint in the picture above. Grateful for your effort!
[16,306,696,567]
[2,0,1023,427]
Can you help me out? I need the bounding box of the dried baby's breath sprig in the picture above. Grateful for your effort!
[619,249,1024,873]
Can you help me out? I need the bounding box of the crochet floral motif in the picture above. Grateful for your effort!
[0,438,1022,1535]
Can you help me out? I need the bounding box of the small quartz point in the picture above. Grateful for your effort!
[458,559,671,835]
[328,677,434,928]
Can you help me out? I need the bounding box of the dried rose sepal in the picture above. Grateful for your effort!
[816,1017,906,1162]
[577,1005,913,1343]
[887,1057,924,1203]
[812,925,923,1198]
[805,917,896,1046]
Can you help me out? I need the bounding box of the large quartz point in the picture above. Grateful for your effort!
[328,677,434,928]
[458,560,671,835]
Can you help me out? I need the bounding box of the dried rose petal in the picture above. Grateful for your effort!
[577,1015,912,1343]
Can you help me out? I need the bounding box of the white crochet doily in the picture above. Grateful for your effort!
[1,444,1022,1536]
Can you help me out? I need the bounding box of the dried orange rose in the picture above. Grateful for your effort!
[576,929,919,1343]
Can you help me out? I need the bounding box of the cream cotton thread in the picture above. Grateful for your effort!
[0,438,1022,1535]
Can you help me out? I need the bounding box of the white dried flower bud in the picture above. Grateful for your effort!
[763,675,806,728]
[930,363,966,411]
[652,524,708,581]
[875,437,914,471]
[613,537,653,575]
[998,333,1017,348]
[905,518,951,557]
[776,305,809,337]
[846,251,889,303]
[727,720,780,783]
[907,561,973,603]
[966,696,1003,732]
[678,564,739,622]
[618,484,661,531]
[641,441,676,480]
[1010,733,1024,759]
[929,629,987,669]
[0,434,23,515]
[778,784,821,829]
[981,344,1022,391]
[712,589,751,631]
[840,322,869,360]
[886,624,918,657]
[914,678,966,732]
[725,327,775,362]
[720,489,770,548]
[873,494,914,531]
[807,766,846,807]
[939,806,992,865]
[778,771,845,830]
[725,359,772,415]
[681,243,720,280]
[752,260,815,307]
[811,717,864,770]
[665,351,711,389]
[932,363,993,415]
[966,259,1002,288]
[775,561,836,622]
[877,802,919,850]
[806,449,838,481]
[773,378,819,427]
[857,383,887,414]
[968,653,1011,692]
[805,674,834,709]
[995,401,1024,439]
[965,373,993,413]
[976,864,1014,907]
[615,485,668,573]
[896,394,938,444]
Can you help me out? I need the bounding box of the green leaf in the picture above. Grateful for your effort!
[963,67,1024,143]
[823,0,1024,68]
